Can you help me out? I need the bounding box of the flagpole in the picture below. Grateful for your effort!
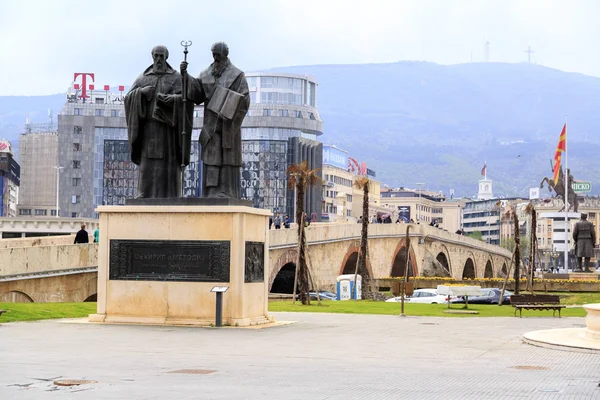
[563,118,569,273]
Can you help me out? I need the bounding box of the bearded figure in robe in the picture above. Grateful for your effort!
[180,42,250,199]
[124,45,192,198]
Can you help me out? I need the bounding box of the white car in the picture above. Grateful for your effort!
[385,288,450,304]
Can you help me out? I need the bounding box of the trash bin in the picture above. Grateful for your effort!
[336,274,362,300]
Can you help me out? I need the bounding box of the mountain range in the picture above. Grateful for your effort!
[1,61,599,197]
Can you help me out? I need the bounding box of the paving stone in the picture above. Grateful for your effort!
[0,312,599,399]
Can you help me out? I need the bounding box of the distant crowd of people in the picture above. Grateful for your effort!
[270,212,312,229]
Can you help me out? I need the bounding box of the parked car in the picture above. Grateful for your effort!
[308,291,338,300]
[450,288,512,305]
[385,289,451,304]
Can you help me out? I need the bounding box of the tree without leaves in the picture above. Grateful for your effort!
[503,205,522,294]
[353,176,371,299]
[288,161,321,305]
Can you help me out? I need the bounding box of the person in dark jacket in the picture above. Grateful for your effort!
[573,213,597,272]
[74,224,89,244]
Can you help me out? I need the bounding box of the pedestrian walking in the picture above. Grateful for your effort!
[274,212,282,229]
[74,224,89,244]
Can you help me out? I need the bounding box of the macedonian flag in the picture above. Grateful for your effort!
[552,124,567,185]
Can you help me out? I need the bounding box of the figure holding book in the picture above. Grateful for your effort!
[180,42,250,199]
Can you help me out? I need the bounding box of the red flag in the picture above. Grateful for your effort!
[481,163,486,176]
[103,85,110,91]
[553,124,566,185]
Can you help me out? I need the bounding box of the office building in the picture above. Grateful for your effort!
[242,72,323,220]
[381,187,462,232]
[0,140,20,217]
[17,122,59,217]
[55,71,323,218]
[321,145,382,222]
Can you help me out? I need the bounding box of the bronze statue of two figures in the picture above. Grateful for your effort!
[124,42,250,201]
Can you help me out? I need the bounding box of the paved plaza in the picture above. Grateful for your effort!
[1,312,599,399]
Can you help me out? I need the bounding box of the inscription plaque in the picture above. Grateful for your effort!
[245,241,264,283]
[109,240,230,282]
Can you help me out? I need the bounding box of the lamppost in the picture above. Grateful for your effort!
[53,166,63,217]
[416,183,425,222]
[274,172,279,212]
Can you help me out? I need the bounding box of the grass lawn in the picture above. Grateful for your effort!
[0,302,96,323]
[551,292,600,305]
[269,300,588,317]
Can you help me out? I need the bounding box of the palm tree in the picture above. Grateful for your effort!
[288,161,320,305]
[353,176,371,299]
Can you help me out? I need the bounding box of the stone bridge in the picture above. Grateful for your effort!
[268,223,512,293]
[0,223,511,301]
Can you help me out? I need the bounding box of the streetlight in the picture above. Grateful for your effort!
[274,172,279,212]
[416,183,425,222]
[53,166,63,217]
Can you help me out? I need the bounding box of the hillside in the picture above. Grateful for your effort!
[2,62,599,197]
[273,62,600,197]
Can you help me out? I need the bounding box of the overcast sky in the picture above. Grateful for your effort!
[1,0,598,95]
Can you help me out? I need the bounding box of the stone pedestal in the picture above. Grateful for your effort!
[584,303,600,340]
[89,205,272,327]
[568,272,600,281]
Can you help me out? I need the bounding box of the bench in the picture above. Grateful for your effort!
[510,294,565,318]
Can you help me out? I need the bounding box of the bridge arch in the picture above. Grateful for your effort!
[434,244,452,276]
[82,277,98,302]
[500,262,508,277]
[462,251,477,279]
[484,258,494,278]
[0,290,34,303]
[339,244,373,278]
[269,249,298,292]
[390,238,418,277]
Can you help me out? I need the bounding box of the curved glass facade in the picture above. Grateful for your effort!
[241,73,322,213]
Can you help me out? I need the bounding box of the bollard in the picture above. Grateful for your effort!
[211,286,229,327]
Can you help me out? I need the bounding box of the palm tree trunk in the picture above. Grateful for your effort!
[353,245,361,300]
[513,214,521,295]
[295,182,310,305]
[499,251,516,305]
[305,243,321,305]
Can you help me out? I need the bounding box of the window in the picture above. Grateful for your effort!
[73,160,81,169]
[110,109,119,117]
[347,195,353,202]
[280,109,289,117]
[295,110,303,118]
[193,110,199,118]
[73,143,81,152]
[51,210,57,216]
[72,195,80,204]
[73,126,82,135]
[249,92,256,103]
[263,109,272,116]
[74,108,82,116]
[308,112,316,120]
[95,98,104,104]
[34,209,47,216]
[95,109,104,117]
[71,212,78,218]
[19,208,31,215]
[72,177,81,186]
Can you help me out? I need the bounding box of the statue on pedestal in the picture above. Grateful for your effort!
[124,45,193,199]
[180,42,250,199]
